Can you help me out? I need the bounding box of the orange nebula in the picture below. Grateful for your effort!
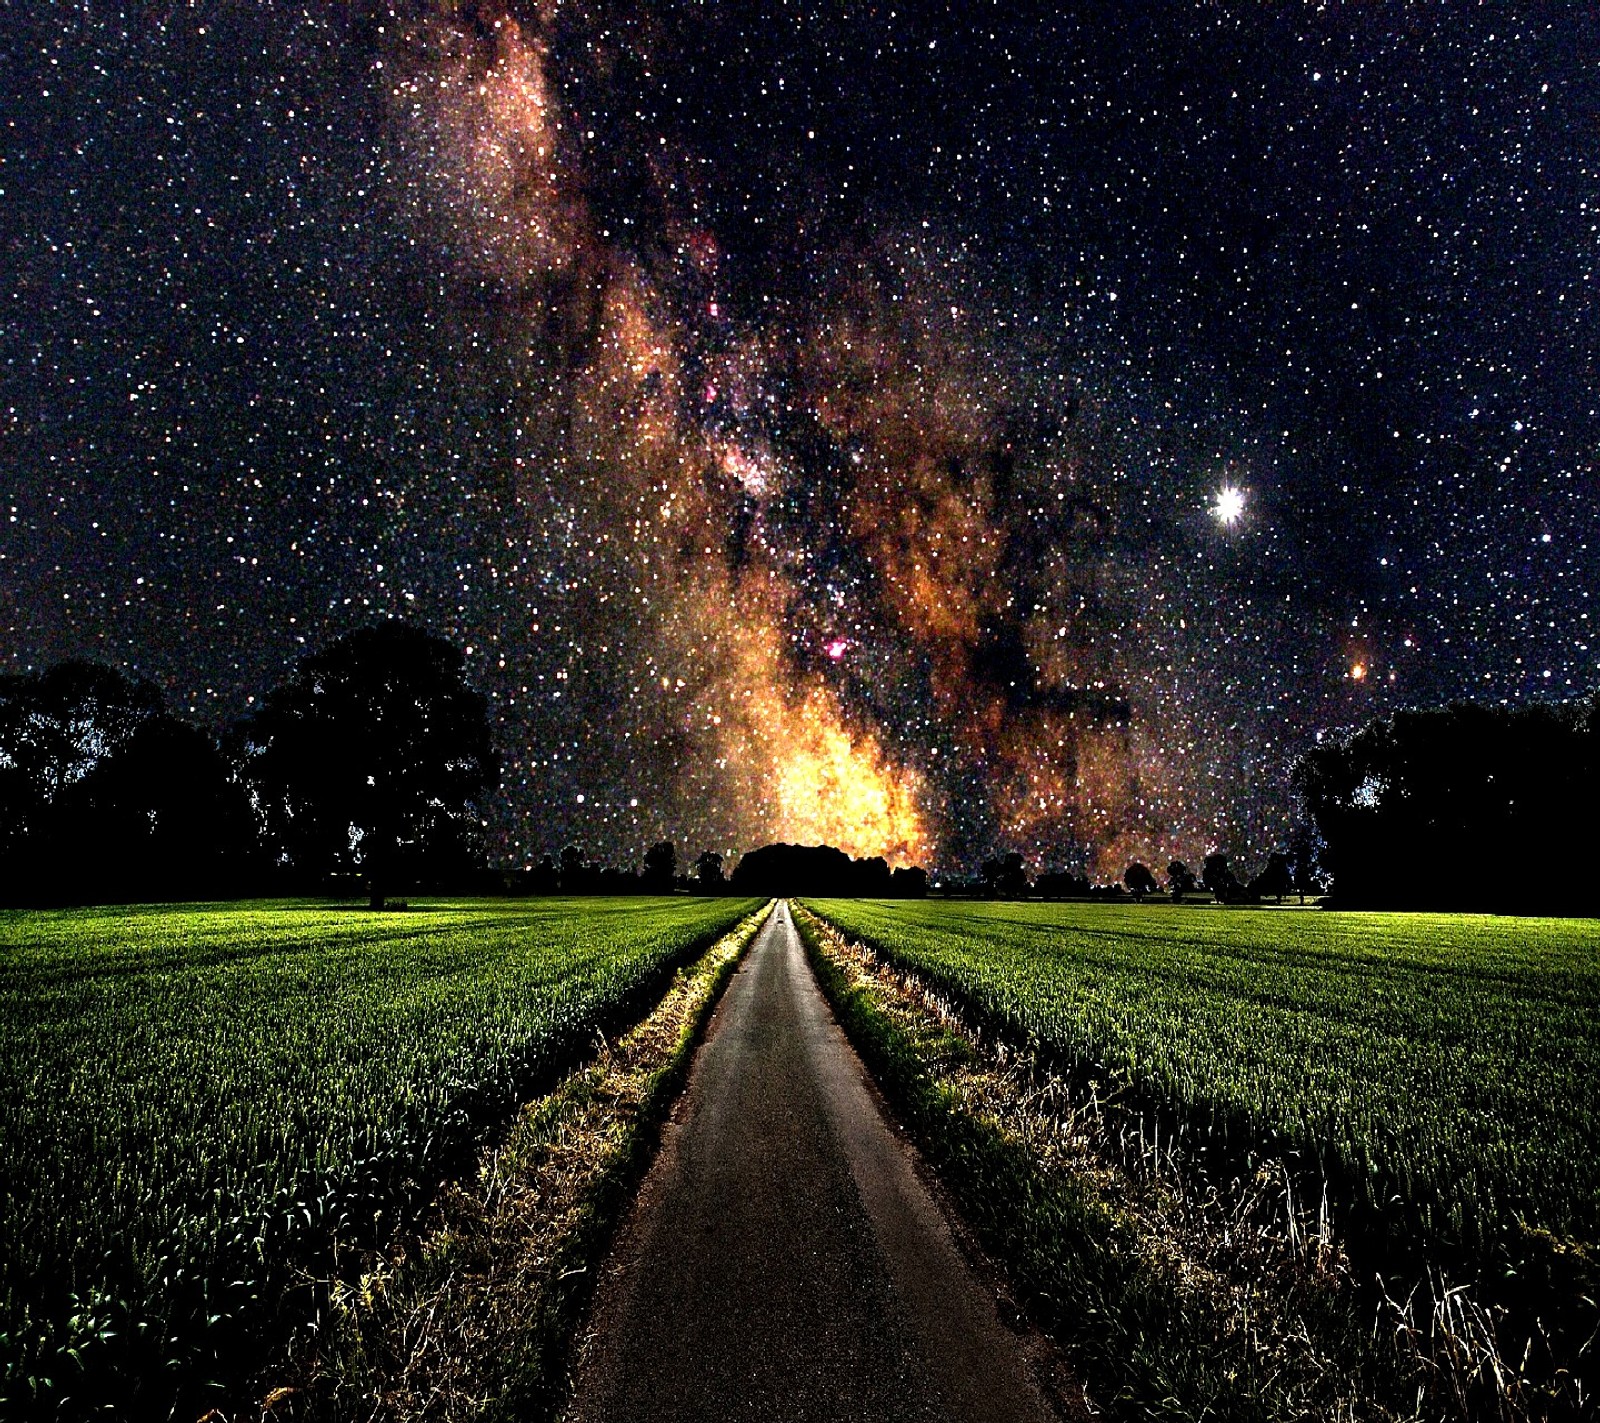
[762,682,927,865]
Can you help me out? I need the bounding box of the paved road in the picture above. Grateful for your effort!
[568,900,1058,1423]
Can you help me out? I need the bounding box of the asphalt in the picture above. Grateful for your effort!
[567,900,1059,1423]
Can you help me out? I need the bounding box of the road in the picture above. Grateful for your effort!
[568,900,1060,1422]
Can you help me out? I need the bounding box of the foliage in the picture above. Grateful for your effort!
[239,622,499,908]
[727,842,923,896]
[803,898,1600,1406]
[0,896,758,1418]
[0,663,257,904]
[1292,696,1598,910]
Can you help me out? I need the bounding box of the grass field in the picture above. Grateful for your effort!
[0,896,760,1419]
[804,899,1600,1257]
[803,898,1600,1414]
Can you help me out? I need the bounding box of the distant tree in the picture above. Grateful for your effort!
[1123,861,1158,898]
[642,840,677,893]
[239,622,498,909]
[559,843,589,893]
[727,842,925,897]
[889,865,929,898]
[1250,851,1292,904]
[0,662,162,873]
[1167,860,1197,901]
[1202,852,1240,903]
[0,662,257,904]
[693,849,726,892]
[1036,868,1091,899]
[512,853,559,895]
[1287,827,1321,903]
[1292,696,1597,910]
[983,851,1029,898]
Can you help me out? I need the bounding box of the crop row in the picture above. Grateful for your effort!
[0,896,760,1419]
[802,899,1600,1268]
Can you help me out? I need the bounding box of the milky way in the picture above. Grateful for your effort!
[3,2,1596,876]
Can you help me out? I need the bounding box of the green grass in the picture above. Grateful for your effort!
[803,898,1600,1415]
[803,899,1600,1260]
[0,895,760,1420]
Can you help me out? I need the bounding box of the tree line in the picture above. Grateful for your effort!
[4,621,1593,912]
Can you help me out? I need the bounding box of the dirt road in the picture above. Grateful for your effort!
[568,900,1057,1422]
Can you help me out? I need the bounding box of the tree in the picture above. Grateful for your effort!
[240,623,499,909]
[1291,696,1597,910]
[1123,861,1158,897]
[559,843,589,893]
[889,865,928,898]
[981,851,1030,898]
[0,662,163,878]
[642,840,677,893]
[1202,852,1240,903]
[1,662,256,904]
[1249,851,1292,903]
[1288,827,1321,903]
[1167,860,1197,900]
[693,849,726,892]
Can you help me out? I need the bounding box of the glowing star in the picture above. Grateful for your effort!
[824,638,850,661]
[1213,486,1246,525]
[1350,662,1367,681]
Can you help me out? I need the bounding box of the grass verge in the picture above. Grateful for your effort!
[793,902,1425,1423]
[252,900,772,1423]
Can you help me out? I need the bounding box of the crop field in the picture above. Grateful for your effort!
[0,895,760,1417]
[803,898,1600,1277]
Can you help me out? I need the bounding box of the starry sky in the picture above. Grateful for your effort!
[3,1,1596,876]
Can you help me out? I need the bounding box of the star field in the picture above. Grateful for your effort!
[3,1,1596,876]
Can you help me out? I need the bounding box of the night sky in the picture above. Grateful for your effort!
[3,1,1596,876]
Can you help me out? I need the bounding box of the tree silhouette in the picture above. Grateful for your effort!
[1123,861,1158,897]
[1166,860,1197,900]
[1292,696,1597,910]
[240,623,498,909]
[1250,851,1292,903]
[642,840,677,893]
[1202,852,1240,903]
[981,851,1029,898]
[693,849,726,891]
[1,662,255,903]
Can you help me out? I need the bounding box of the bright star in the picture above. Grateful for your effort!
[1213,486,1246,525]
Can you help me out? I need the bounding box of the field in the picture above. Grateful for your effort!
[803,898,1600,1411]
[0,896,759,1418]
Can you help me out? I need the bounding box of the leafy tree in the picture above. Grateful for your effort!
[1202,852,1240,903]
[981,851,1030,898]
[240,623,498,909]
[693,849,726,891]
[1,662,255,903]
[0,662,162,870]
[1292,696,1597,910]
[1166,859,1197,900]
[889,865,929,898]
[642,840,677,893]
[1123,861,1158,897]
[1250,851,1292,903]
[559,843,589,893]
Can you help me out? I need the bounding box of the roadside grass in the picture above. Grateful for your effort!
[0,896,761,1421]
[794,900,1598,1422]
[267,900,772,1423]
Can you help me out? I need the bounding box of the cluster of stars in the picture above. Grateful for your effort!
[2,1,1596,875]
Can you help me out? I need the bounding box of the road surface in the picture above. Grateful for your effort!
[568,900,1060,1422]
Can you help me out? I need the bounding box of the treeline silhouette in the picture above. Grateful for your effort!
[0,631,935,909]
[5,630,1594,914]
[0,624,499,908]
[726,843,928,898]
[1293,694,1598,912]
